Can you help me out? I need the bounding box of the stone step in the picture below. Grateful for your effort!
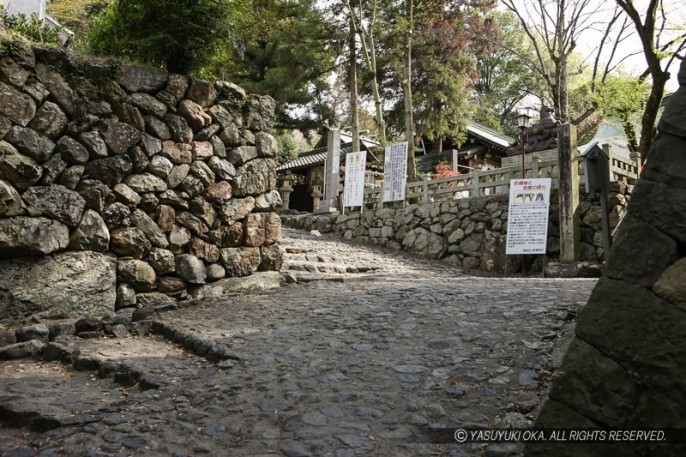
[283,261,380,275]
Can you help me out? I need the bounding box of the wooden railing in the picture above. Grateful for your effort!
[362,153,638,209]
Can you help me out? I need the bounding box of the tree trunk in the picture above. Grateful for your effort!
[637,73,667,164]
[352,1,385,144]
[404,0,416,182]
[370,53,386,144]
[432,135,443,153]
[349,13,360,152]
[556,0,569,123]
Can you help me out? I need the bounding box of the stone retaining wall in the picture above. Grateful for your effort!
[0,39,283,325]
[281,184,630,274]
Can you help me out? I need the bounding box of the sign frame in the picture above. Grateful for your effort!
[343,151,367,209]
[382,142,408,203]
[505,178,552,255]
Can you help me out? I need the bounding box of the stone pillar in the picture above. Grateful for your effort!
[311,183,323,213]
[320,129,340,213]
[558,123,580,263]
[280,172,294,210]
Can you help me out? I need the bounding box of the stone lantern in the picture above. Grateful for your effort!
[280,172,294,210]
[310,179,323,213]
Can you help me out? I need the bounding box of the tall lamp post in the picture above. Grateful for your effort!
[517,109,533,178]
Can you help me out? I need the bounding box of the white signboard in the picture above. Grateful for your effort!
[343,151,367,208]
[382,142,408,202]
[506,178,552,255]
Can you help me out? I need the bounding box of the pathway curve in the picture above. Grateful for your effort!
[0,228,597,456]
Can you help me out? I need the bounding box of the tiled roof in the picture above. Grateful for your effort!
[278,122,514,172]
[467,122,515,149]
[277,145,354,172]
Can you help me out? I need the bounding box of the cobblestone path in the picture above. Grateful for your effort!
[0,228,597,457]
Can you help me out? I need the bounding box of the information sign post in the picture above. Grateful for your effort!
[505,178,552,274]
[342,151,367,212]
[382,142,408,204]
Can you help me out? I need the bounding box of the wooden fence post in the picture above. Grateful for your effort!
[472,167,480,197]
[422,175,429,203]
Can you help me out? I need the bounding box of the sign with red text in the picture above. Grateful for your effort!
[382,142,408,202]
[506,178,552,255]
[343,151,367,208]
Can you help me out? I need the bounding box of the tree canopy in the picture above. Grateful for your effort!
[88,0,239,74]
[4,0,677,161]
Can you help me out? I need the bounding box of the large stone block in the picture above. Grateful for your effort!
[629,178,686,246]
[23,184,86,227]
[605,214,678,288]
[526,399,627,457]
[161,141,193,164]
[219,196,255,224]
[178,99,211,131]
[259,244,283,271]
[576,278,686,395]
[117,65,168,93]
[84,154,134,187]
[4,125,55,162]
[265,212,281,245]
[34,63,76,116]
[244,95,275,131]
[56,135,89,165]
[110,227,152,259]
[207,156,235,180]
[550,338,636,426]
[131,93,168,118]
[209,223,244,248]
[69,209,110,252]
[0,179,25,216]
[117,259,156,292]
[130,209,168,248]
[0,216,69,258]
[187,79,217,108]
[124,173,168,193]
[244,213,266,247]
[175,254,207,284]
[654,258,686,311]
[0,56,29,88]
[164,114,193,143]
[0,251,116,324]
[188,271,284,299]
[98,117,141,155]
[401,227,447,259]
[232,158,276,197]
[0,141,43,190]
[0,81,36,126]
[220,247,261,277]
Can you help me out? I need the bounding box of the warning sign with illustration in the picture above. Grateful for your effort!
[506,178,552,255]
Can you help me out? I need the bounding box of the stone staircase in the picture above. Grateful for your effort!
[279,228,382,282]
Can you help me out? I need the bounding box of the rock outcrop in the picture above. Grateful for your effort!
[524,58,686,457]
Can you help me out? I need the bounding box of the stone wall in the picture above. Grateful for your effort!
[523,58,686,457]
[281,184,629,274]
[0,39,283,325]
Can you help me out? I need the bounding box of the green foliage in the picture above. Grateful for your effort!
[274,129,300,165]
[0,8,61,45]
[47,0,107,36]
[594,74,650,119]
[377,0,498,146]
[87,0,238,74]
[472,11,543,136]
[593,73,651,152]
[218,0,341,130]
